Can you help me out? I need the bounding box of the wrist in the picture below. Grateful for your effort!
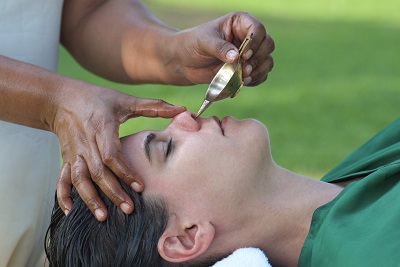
[158,30,194,85]
[0,56,69,132]
[122,24,193,85]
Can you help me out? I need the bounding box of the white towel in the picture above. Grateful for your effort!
[212,247,272,267]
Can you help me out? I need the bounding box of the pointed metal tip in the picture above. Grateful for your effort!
[195,100,212,118]
[195,108,205,118]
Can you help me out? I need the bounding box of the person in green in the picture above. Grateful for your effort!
[46,111,400,266]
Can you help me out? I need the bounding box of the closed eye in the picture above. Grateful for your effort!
[165,137,173,159]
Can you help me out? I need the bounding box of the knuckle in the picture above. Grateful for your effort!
[149,98,166,109]
[236,11,251,18]
[154,98,165,104]
[251,56,260,69]
[60,143,72,158]
[102,150,116,165]
[71,167,86,187]
[130,98,138,113]
[85,197,101,210]
[109,190,124,204]
[90,165,104,183]
[268,38,276,53]
[56,193,64,203]
[71,172,83,187]
[215,41,228,55]
[57,194,67,206]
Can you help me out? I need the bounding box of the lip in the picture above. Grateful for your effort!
[211,116,224,135]
[221,116,230,135]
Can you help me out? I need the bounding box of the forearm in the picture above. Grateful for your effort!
[61,0,180,84]
[0,55,72,131]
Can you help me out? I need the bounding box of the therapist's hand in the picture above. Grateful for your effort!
[170,11,274,86]
[54,82,186,221]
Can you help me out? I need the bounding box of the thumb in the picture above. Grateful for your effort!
[202,38,239,64]
[126,97,187,119]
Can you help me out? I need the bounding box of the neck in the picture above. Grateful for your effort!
[230,163,343,267]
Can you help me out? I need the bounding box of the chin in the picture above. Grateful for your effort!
[243,118,269,139]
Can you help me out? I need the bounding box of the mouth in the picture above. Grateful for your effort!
[211,116,224,135]
[213,116,225,135]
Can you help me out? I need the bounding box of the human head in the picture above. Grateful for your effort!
[46,111,272,265]
[45,182,225,267]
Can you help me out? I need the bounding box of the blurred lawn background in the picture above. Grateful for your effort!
[58,0,400,179]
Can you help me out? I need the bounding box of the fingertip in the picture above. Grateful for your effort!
[243,49,253,60]
[120,202,133,214]
[64,209,70,216]
[174,105,187,112]
[245,64,253,76]
[95,208,107,222]
[244,76,252,85]
[226,50,238,63]
[62,201,73,213]
[131,181,143,192]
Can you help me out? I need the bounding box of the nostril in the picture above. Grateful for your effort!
[169,111,201,131]
[189,112,197,119]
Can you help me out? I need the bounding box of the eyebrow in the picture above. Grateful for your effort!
[143,133,156,162]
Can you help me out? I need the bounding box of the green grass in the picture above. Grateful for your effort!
[58,0,400,179]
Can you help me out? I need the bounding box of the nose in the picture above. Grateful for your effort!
[167,111,201,132]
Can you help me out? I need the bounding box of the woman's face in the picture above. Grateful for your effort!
[120,111,271,214]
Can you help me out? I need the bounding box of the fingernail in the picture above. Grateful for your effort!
[244,77,252,85]
[131,181,143,192]
[95,209,106,220]
[244,49,253,59]
[120,202,131,214]
[64,209,70,216]
[226,50,238,62]
[245,65,253,76]
[169,103,186,110]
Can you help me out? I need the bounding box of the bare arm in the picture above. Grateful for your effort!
[61,0,179,84]
[0,55,185,220]
[0,55,66,130]
[62,0,274,86]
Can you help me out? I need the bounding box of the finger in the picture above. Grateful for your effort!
[248,73,269,87]
[56,162,73,215]
[243,34,274,78]
[245,55,274,86]
[85,142,135,215]
[227,12,268,58]
[196,28,240,64]
[243,31,274,61]
[71,155,108,221]
[125,98,186,119]
[95,126,144,192]
[107,152,143,192]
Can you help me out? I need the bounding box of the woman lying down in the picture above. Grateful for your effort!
[45,111,400,266]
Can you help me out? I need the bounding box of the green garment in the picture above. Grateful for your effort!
[298,118,400,266]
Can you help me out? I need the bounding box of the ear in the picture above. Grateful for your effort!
[158,216,215,263]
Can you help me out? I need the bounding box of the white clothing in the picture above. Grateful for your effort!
[212,248,271,267]
[0,0,63,266]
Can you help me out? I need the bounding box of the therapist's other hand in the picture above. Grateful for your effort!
[171,11,274,86]
[54,83,186,221]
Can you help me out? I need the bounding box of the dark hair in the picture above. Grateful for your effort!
[45,182,227,267]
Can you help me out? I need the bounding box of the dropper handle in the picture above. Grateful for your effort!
[238,33,253,57]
